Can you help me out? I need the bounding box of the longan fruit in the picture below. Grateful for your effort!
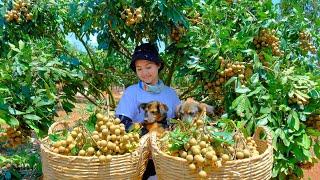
[99,155,106,162]
[221,154,230,161]
[78,149,85,156]
[87,147,95,155]
[236,151,244,159]
[189,163,196,171]
[199,170,207,178]
[186,154,194,162]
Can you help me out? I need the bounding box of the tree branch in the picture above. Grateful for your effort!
[107,21,131,60]
[74,32,97,72]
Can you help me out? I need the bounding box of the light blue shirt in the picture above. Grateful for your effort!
[115,83,181,123]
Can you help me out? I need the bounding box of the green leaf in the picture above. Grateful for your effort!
[71,146,79,156]
[35,99,54,107]
[260,107,272,114]
[0,117,7,125]
[8,107,26,115]
[309,89,320,99]
[8,43,21,52]
[279,129,290,147]
[306,128,320,136]
[231,94,245,109]
[314,142,320,159]
[211,131,234,145]
[18,40,25,50]
[49,134,60,142]
[62,100,75,113]
[257,114,269,126]
[81,19,93,34]
[288,111,299,131]
[250,73,259,84]
[85,114,97,132]
[7,116,19,127]
[297,134,311,149]
[247,86,262,97]
[25,120,40,135]
[292,146,304,161]
[235,86,251,94]
[224,76,237,87]
[23,114,41,121]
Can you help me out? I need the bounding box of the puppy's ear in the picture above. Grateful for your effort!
[198,103,207,114]
[175,103,182,119]
[199,103,214,115]
[158,102,168,113]
[139,103,148,111]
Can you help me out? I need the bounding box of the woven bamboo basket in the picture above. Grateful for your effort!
[41,121,150,180]
[151,126,273,180]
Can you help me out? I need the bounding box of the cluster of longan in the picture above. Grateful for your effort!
[205,57,247,101]
[49,113,140,163]
[299,31,317,54]
[0,127,28,148]
[4,0,32,23]
[188,11,202,25]
[305,114,320,131]
[253,29,284,56]
[288,92,310,106]
[170,26,186,42]
[121,7,142,26]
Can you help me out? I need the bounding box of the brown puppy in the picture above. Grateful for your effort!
[139,101,169,136]
[176,98,214,123]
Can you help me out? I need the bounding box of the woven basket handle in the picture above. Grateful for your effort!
[149,132,160,151]
[135,133,151,177]
[48,121,69,135]
[252,126,272,145]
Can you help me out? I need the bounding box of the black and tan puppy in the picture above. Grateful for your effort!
[176,98,214,123]
[139,101,169,136]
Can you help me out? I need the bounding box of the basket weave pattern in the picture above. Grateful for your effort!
[150,126,273,180]
[41,121,149,180]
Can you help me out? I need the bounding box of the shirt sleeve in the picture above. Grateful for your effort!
[115,87,136,119]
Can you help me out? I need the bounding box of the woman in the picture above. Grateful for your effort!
[115,42,180,180]
[115,42,180,131]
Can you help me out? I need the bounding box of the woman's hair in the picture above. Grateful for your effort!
[130,43,164,72]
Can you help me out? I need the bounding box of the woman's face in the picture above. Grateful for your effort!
[135,60,160,85]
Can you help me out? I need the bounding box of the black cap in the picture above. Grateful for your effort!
[130,43,164,72]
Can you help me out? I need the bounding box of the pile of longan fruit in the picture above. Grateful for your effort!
[188,11,202,25]
[4,0,32,23]
[121,7,142,26]
[299,31,317,54]
[305,114,320,131]
[49,113,140,163]
[205,57,248,101]
[0,127,28,148]
[253,29,284,57]
[160,119,260,178]
[288,92,310,106]
[170,25,186,42]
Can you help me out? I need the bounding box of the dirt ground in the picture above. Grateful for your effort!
[303,164,320,180]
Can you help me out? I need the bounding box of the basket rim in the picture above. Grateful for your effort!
[40,133,149,160]
[150,125,273,164]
